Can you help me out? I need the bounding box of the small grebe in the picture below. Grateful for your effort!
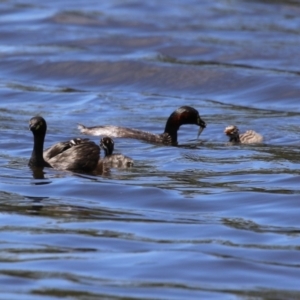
[29,116,100,172]
[100,136,133,168]
[78,106,206,145]
[224,125,263,144]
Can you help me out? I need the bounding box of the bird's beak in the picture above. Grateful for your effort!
[197,117,206,138]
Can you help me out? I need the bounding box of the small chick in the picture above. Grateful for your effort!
[224,125,263,144]
[100,136,134,167]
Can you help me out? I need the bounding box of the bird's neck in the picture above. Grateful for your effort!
[230,134,241,143]
[164,114,180,144]
[29,134,46,167]
[103,147,113,157]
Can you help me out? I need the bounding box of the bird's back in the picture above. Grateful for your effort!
[48,140,100,172]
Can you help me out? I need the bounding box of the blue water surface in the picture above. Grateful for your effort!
[1,0,300,299]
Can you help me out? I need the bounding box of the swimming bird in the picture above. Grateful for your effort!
[29,116,100,172]
[224,125,263,144]
[100,136,133,168]
[78,106,206,146]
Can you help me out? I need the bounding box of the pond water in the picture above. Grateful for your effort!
[1,0,300,299]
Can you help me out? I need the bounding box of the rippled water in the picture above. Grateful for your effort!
[1,0,300,299]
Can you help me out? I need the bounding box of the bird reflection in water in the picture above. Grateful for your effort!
[30,166,51,184]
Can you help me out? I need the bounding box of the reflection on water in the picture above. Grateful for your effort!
[1,0,300,299]
[30,167,47,181]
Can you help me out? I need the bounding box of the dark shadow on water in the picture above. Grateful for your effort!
[154,54,300,76]
[250,0,300,5]
[179,140,205,149]
[6,81,85,93]
[223,217,300,236]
